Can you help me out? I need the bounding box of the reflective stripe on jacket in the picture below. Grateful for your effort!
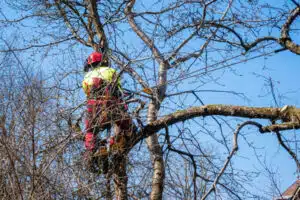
[82,66,121,96]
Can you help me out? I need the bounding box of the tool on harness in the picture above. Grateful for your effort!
[123,88,153,99]
[142,87,153,95]
[93,135,126,157]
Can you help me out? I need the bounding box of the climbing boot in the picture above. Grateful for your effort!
[84,151,98,173]
[99,155,109,174]
[93,140,109,174]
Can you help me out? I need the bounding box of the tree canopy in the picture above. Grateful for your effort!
[0,0,300,199]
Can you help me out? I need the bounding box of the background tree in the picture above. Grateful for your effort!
[0,0,300,199]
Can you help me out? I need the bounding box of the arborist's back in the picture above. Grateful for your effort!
[82,66,121,98]
[82,52,121,98]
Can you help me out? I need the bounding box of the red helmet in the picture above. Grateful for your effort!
[87,52,102,65]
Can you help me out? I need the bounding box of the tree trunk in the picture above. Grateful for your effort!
[146,102,165,200]
[112,124,128,200]
[113,155,128,200]
[105,174,112,200]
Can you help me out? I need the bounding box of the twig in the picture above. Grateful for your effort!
[201,121,261,200]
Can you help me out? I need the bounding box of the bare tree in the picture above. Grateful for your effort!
[0,0,300,199]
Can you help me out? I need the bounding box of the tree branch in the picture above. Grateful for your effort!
[279,6,300,54]
[275,130,300,170]
[86,0,108,51]
[61,1,95,46]
[110,54,150,90]
[135,104,300,143]
[54,1,89,46]
[171,0,233,67]
[0,37,75,52]
[125,0,168,69]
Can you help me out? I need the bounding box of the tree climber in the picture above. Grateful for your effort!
[82,52,134,173]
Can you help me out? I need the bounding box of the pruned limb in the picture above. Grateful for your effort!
[261,122,300,132]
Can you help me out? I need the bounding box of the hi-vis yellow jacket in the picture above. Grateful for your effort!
[82,66,121,96]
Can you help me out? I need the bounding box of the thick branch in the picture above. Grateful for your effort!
[137,104,300,142]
